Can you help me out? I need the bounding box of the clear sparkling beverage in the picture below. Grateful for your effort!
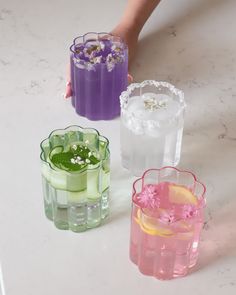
[130,167,206,280]
[40,126,110,232]
[120,81,186,176]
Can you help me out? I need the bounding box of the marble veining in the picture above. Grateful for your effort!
[0,0,236,294]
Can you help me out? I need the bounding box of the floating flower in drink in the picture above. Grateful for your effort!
[69,32,128,120]
[130,167,206,280]
[120,80,186,176]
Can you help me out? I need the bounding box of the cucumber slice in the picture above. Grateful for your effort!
[102,157,110,173]
[50,134,65,147]
[82,130,99,149]
[67,170,87,192]
[99,139,108,158]
[65,131,81,146]
[102,170,110,191]
[50,170,67,190]
[87,168,101,200]
[67,190,87,203]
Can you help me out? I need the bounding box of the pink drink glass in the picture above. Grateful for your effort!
[130,167,206,280]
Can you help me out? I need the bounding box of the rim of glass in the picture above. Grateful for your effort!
[132,166,206,217]
[120,80,186,125]
[70,32,128,53]
[70,32,128,69]
[40,125,110,174]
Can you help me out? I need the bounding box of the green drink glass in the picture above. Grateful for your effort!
[40,126,110,232]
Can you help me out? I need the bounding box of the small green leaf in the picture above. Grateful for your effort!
[50,144,100,172]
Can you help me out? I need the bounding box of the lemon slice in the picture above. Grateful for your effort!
[169,184,197,205]
[135,209,173,237]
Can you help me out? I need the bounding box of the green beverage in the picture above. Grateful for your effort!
[40,126,110,232]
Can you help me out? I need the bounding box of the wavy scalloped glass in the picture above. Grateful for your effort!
[70,32,128,120]
[40,126,110,232]
[130,167,206,280]
[120,80,186,176]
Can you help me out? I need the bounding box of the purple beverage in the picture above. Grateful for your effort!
[70,32,128,120]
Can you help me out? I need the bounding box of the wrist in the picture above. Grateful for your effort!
[114,21,140,39]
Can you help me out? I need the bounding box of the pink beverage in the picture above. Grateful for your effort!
[130,167,206,280]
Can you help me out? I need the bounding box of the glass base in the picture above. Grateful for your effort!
[75,108,120,121]
[42,176,109,232]
[131,253,196,280]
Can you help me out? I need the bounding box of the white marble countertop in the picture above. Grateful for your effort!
[0,0,236,294]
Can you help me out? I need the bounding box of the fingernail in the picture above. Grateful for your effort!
[128,74,134,83]
[64,93,71,99]
[63,91,70,99]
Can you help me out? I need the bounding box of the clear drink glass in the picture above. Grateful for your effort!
[0,263,5,295]
[120,80,186,176]
[70,32,128,120]
[130,167,206,280]
[40,126,110,232]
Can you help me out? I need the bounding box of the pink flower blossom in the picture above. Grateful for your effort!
[136,185,160,209]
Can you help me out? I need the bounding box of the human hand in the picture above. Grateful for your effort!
[64,71,133,99]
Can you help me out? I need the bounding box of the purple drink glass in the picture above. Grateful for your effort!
[70,44,75,108]
[70,32,128,120]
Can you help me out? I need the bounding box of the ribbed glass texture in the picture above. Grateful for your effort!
[120,80,186,176]
[70,32,128,120]
[130,167,206,280]
[40,126,110,232]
